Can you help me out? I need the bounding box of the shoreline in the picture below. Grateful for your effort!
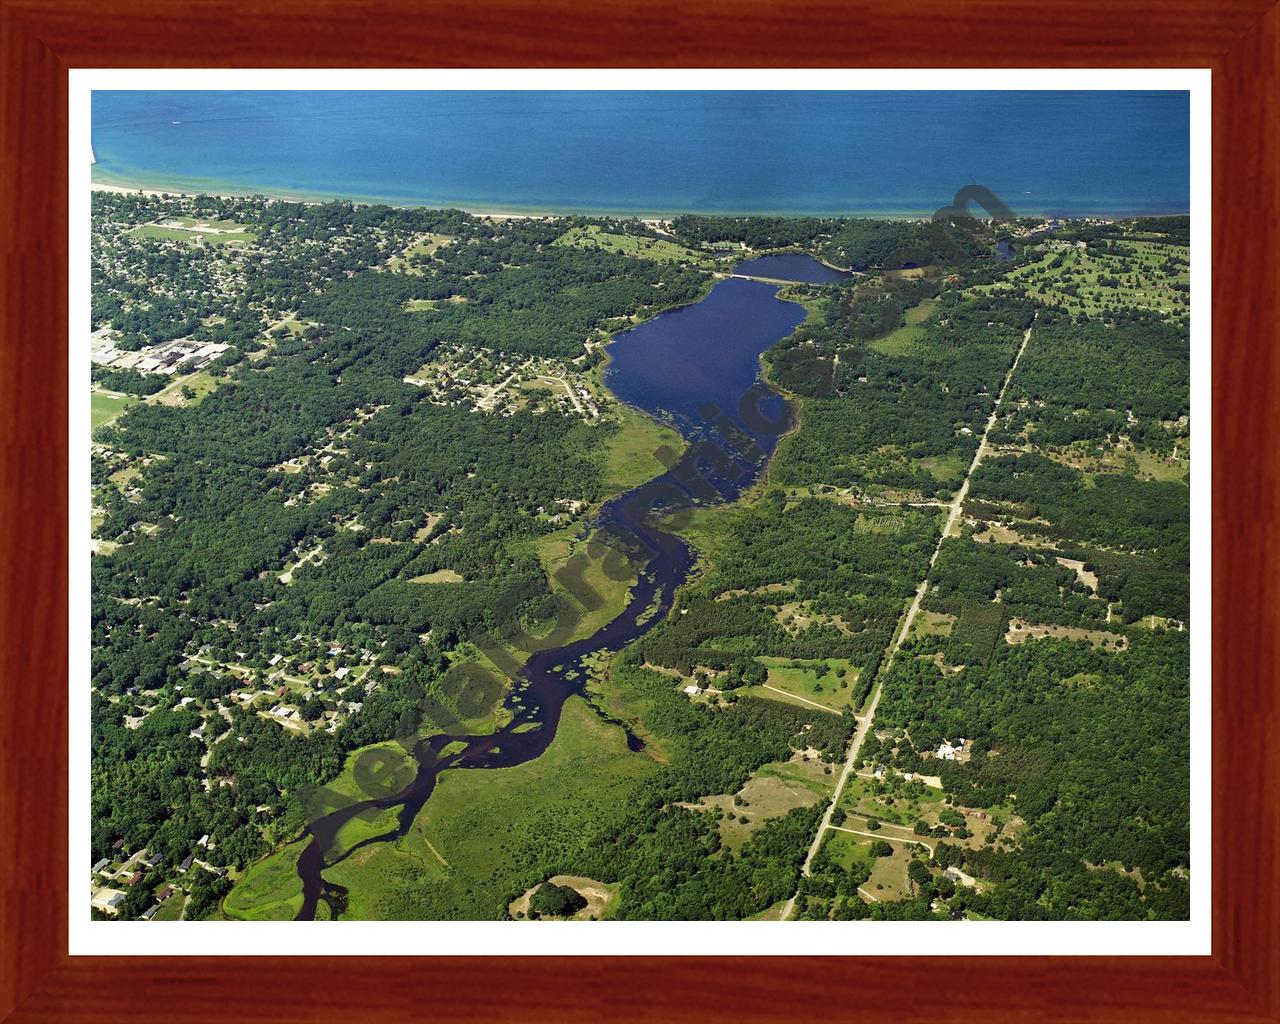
[90,175,1189,224]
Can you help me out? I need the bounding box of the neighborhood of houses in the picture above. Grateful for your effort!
[404,344,601,421]
[90,839,224,920]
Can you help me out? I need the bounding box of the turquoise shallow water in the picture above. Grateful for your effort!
[91,90,1189,217]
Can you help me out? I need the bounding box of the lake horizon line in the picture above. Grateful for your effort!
[90,171,1190,224]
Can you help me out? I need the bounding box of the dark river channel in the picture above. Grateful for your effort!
[293,265,833,919]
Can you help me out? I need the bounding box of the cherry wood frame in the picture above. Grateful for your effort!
[2,1,1277,1020]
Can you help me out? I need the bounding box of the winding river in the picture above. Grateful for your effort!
[292,258,845,919]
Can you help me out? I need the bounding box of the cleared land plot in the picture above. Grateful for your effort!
[91,389,137,431]
[150,370,222,408]
[750,656,859,712]
[408,568,465,584]
[869,297,939,355]
[839,776,946,830]
[129,221,256,245]
[911,609,957,639]
[151,893,186,921]
[404,295,466,312]
[821,829,914,902]
[1005,618,1128,651]
[555,225,707,264]
[682,754,833,852]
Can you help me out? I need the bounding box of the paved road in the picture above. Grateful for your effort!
[780,322,1034,920]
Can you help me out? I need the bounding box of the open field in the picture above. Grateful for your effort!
[222,840,305,921]
[149,369,223,408]
[869,296,938,355]
[685,755,833,852]
[91,389,137,431]
[151,893,186,921]
[839,775,947,830]
[555,225,708,265]
[747,656,858,712]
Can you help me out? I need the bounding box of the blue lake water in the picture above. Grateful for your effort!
[605,278,805,452]
[734,252,852,281]
[92,90,1190,217]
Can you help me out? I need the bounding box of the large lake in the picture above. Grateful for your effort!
[606,277,805,457]
[91,90,1190,217]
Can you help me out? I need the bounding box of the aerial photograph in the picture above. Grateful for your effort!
[87,89,1191,924]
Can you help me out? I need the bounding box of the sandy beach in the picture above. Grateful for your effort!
[91,180,561,221]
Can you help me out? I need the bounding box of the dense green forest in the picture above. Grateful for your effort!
[89,199,1190,924]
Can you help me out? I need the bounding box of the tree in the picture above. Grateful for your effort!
[530,882,587,919]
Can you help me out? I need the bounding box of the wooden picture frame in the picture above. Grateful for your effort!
[1,1,1276,1020]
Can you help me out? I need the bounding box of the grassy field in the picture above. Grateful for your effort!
[323,696,654,919]
[869,296,938,355]
[839,775,946,829]
[91,389,137,431]
[555,225,707,265]
[151,370,222,408]
[169,215,246,230]
[869,323,927,356]
[108,462,141,491]
[129,222,256,245]
[601,403,686,497]
[222,840,306,921]
[330,806,401,861]
[915,453,967,482]
[746,656,859,712]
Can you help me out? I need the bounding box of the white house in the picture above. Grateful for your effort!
[683,685,701,696]
[937,743,958,761]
